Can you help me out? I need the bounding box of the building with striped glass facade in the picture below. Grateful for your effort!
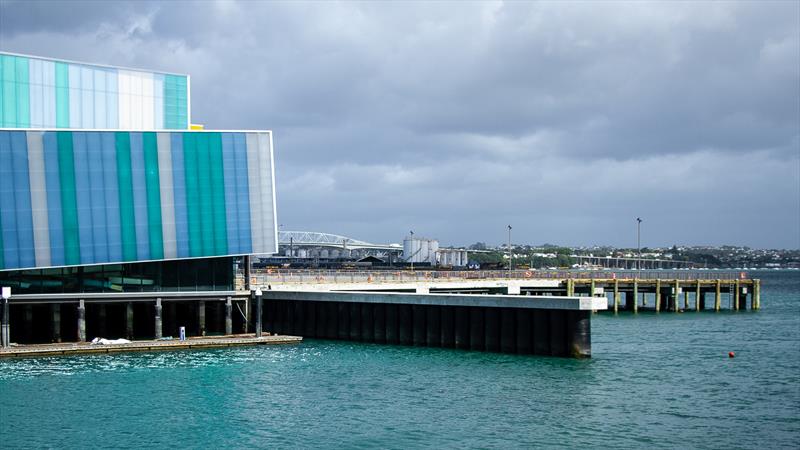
[1,52,189,130]
[0,52,276,296]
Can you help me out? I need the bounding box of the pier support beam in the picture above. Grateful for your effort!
[633,281,639,313]
[613,280,619,314]
[673,280,680,312]
[734,281,740,311]
[198,300,206,336]
[753,279,761,310]
[225,297,233,335]
[97,304,106,338]
[1,298,9,348]
[77,300,86,342]
[655,279,662,312]
[566,279,574,296]
[696,281,702,311]
[23,305,33,342]
[154,298,162,340]
[684,290,690,310]
[255,290,263,338]
[715,280,722,311]
[126,302,134,340]
[51,304,61,343]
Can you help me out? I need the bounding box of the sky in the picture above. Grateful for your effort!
[1,0,798,249]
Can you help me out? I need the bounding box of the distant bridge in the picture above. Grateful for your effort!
[278,231,401,252]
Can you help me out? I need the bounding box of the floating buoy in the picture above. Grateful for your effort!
[728,351,735,358]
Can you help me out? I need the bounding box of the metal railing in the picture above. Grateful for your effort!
[236,269,747,288]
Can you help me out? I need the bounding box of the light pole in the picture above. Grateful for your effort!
[1,286,10,348]
[409,230,414,272]
[636,217,642,275]
[507,225,512,277]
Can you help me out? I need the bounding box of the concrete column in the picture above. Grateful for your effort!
[412,305,426,346]
[454,306,470,349]
[254,292,262,338]
[633,281,639,313]
[515,309,532,354]
[1,299,10,348]
[23,305,33,342]
[753,279,760,310]
[549,310,566,356]
[361,303,374,342]
[373,303,386,344]
[398,304,412,345]
[673,280,680,312]
[198,300,206,336]
[567,310,591,358]
[734,281,740,311]
[323,302,339,339]
[590,280,596,297]
[242,298,249,334]
[426,306,441,347]
[500,308,515,353]
[532,309,549,355]
[349,303,361,341]
[695,281,702,311]
[126,302,134,340]
[225,297,232,335]
[484,308,500,352]
[566,279,574,296]
[77,300,86,342]
[51,304,61,343]
[655,280,662,312]
[154,298,163,339]
[715,280,722,311]
[613,280,620,314]
[469,307,485,351]
[440,306,455,348]
[304,301,317,338]
[684,290,690,310]
[97,304,106,338]
[386,304,399,344]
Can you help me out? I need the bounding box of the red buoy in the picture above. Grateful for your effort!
[728,351,735,358]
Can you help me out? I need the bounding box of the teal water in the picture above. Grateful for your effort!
[1,271,798,448]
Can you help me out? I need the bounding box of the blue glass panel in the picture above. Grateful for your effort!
[0,132,20,268]
[86,132,109,262]
[71,132,94,264]
[42,132,64,266]
[170,133,189,257]
[129,132,150,260]
[101,132,122,262]
[233,133,252,253]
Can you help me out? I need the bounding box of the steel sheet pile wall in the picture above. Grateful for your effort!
[0,53,189,130]
[0,130,276,270]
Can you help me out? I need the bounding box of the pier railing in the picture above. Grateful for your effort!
[240,269,747,287]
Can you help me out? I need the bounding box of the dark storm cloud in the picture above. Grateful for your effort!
[1,0,798,248]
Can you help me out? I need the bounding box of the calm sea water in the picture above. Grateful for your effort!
[1,271,798,449]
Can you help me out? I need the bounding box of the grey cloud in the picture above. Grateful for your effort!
[1,0,798,248]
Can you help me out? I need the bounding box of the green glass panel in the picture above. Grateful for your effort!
[2,55,18,127]
[209,132,227,255]
[182,133,202,257]
[142,132,164,259]
[15,56,29,127]
[115,132,137,261]
[57,132,80,265]
[55,62,70,128]
[196,133,214,256]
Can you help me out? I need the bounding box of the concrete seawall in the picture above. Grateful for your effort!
[263,291,604,358]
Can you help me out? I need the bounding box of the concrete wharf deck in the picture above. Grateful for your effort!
[249,270,760,313]
[0,334,302,359]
